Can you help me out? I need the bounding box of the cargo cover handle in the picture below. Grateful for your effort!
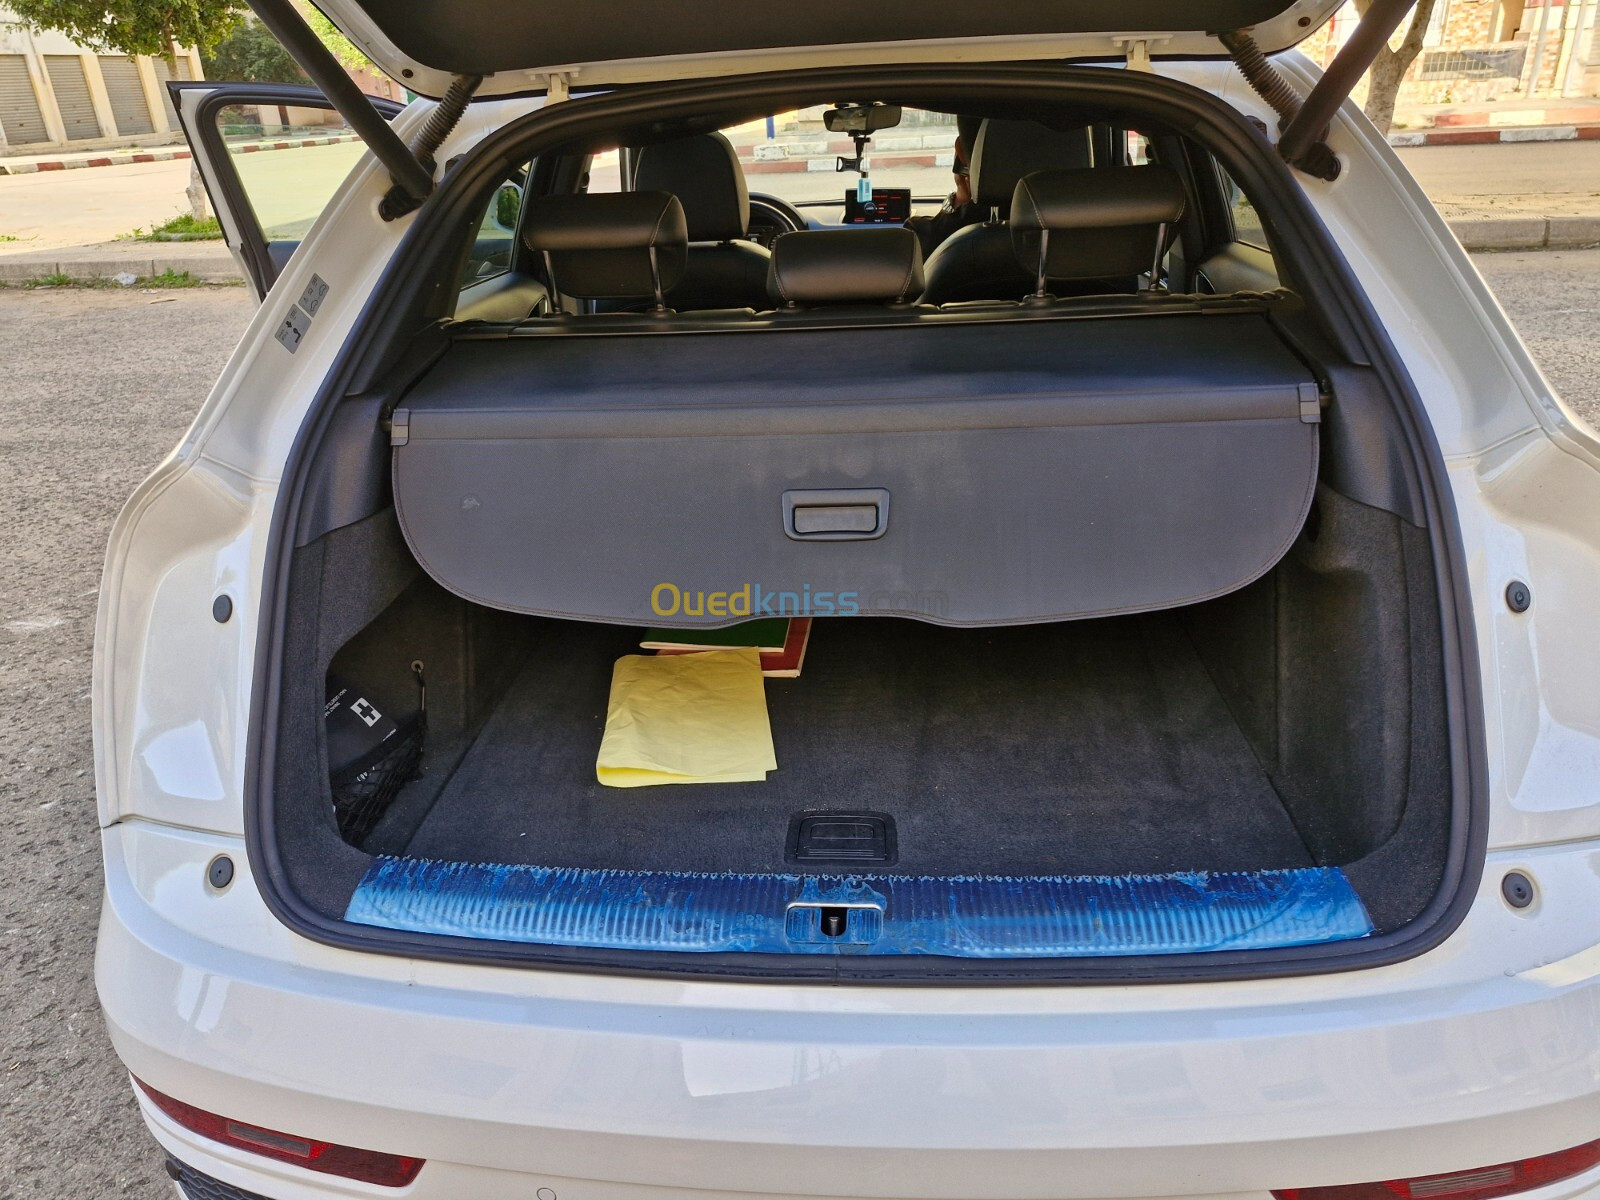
[782,489,890,541]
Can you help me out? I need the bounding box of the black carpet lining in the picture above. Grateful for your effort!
[402,615,1315,877]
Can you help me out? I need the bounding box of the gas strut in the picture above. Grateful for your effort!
[379,72,483,220]
[246,0,481,219]
[1218,0,1419,182]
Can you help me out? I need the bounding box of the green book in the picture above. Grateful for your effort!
[640,618,791,654]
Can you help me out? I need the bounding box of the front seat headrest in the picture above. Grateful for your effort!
[970,119,1093,217]
[767,228,925,308]
[1009,166,1187,290]
[633,133,750,242]
[522,191,688,305]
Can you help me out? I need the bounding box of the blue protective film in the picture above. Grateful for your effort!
[346,859,1373,957]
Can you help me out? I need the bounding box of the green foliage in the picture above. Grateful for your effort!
[301,4,373,72]
[6,0,242,58]
[123,213,224,241]
[204,16,306,83]
[494,185,521,231]
[147,268,204,288]
[151,213,223,238]
[24,272,76,288]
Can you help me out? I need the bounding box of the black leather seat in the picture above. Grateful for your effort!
[1007,166,1187,298]
[632,132,772,311]
[523,190,688,310]
[920,119,1093,305]
[766,227,925,310]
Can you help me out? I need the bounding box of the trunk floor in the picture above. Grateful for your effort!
[403,616,1315,876]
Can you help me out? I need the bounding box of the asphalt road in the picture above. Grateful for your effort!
[0,251,1594,1197]
[1397,140,1600,204]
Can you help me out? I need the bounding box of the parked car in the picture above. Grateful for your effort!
[94,1,1600,1198]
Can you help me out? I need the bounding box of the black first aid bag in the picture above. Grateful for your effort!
[324,667,426,843]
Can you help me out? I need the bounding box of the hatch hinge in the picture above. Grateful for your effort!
[1112,35,1172,72]
[389,407,410,446]
[543,70,575,104]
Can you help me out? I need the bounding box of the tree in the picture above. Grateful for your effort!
[301,3,376,73]
[10,1,242,218]
[1356,0,1441,137]
[204,17,306,84]
[6,0,241,61]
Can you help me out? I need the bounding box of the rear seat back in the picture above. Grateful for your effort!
[920,119,1093,305]
[767,227,925,310]
[522,191,688,308]
[1009,166,1187,297]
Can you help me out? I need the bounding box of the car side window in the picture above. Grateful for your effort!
[459,166,529,288]
[1217,165,1269,250]
[214,103,368,244]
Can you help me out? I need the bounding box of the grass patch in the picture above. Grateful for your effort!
[14,268,235,289]
[147,268,205,288]
[23,271,79,288]
[121,213,224,242]
[0,233,21,243]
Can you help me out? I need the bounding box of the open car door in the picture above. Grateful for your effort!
[168,81,403,300]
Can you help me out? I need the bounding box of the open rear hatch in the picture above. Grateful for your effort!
[304,0,1351,97]
[240,28,1478,981]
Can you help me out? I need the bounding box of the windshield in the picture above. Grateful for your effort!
[721,107,963,207]
[587,107,966,211]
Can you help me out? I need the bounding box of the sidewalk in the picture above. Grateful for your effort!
[0,240,238,284]
[0,132,361,175]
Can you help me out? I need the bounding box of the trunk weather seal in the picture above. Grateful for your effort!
[243,62,1487,986]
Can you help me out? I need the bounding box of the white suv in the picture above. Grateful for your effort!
[95,2,1600,1198]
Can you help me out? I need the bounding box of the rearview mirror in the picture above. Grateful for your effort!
[824,103,902,135]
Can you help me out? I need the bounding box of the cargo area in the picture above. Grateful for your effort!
[269,468,1451,958]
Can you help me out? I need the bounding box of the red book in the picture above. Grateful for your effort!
[656,617,812,678]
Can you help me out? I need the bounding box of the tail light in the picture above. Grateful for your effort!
[1274,1138,1600,1200]
[133,1078,423,1187]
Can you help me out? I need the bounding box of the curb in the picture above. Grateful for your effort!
[0,253,241,284]
[0,133,361,176]
[1431,105,1600,129]
[1389,123,1600,147]
[1451,214,1600,251]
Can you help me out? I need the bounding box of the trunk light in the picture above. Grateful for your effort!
[1273,1138,1600,1200]
[133,1078,423,1187]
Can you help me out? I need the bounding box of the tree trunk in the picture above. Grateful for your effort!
[1358,0,1440,137]
[1363,47,1411,135]
[187,161,210,223]
[162,25,210,223]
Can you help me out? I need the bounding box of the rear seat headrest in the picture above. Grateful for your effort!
[767,228,925,309]
[522,191,688,304]
[633,133,750,242]
[1009,166,1187,289]
[971,119,1094,216]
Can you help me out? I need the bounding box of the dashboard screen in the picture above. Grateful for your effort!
[843,187,911,225]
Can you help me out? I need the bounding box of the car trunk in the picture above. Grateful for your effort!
[263,298,1455,972]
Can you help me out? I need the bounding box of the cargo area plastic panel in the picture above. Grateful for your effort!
[391,312,1320,626]
[345,859,1373,957]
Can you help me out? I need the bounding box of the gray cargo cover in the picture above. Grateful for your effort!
[392,311,1320,626]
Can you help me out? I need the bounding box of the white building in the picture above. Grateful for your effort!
[0,9,204,152]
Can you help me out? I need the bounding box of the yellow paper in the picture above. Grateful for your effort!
[596,648,777,787]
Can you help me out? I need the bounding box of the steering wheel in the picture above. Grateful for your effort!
[746,193,808,248]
